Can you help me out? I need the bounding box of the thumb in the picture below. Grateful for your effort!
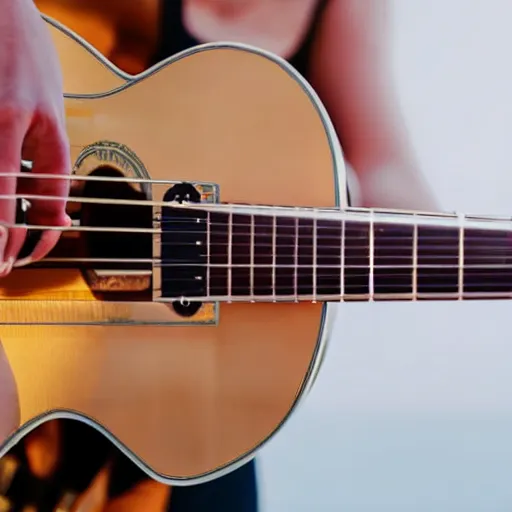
[0,343,20,443]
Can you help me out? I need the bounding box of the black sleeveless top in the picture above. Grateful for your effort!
[150,0,354,205]
[152,0,329,77]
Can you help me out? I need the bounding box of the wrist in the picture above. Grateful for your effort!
[1,0,38,20]
[0,0,44,42]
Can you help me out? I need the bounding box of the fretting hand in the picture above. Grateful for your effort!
[0,0,71,276]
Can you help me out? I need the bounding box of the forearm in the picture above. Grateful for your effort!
[1,0,33,10]
[1,0,37,26]
[310,0,438,213]
[352,162,438,212]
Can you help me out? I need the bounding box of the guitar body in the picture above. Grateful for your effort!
[0,17,345,484]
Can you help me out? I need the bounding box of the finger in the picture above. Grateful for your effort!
[13,217,71,268]
[12,110,71,266]
[0,108,29,271]
[27,109,71,225]
[0,341,19,442]
[2,196,29,271]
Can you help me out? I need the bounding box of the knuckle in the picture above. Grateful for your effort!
[32,109,71,172]
[51,142,72,176]
[0,101,30,133]
[32,107,55,135]
[0,98,29,117]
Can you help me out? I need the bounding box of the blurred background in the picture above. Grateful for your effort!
[258,1,512,510]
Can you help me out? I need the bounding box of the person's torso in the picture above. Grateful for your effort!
[36,0,328,76]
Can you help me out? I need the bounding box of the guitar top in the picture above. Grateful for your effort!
[0,14,342,485]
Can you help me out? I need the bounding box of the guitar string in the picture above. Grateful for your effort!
[37,256,512,268]
[2,170,505,218]
[6,232,512,261]
[41,251,512,260]
[6,171,512,224]
[6,173,512,239]
[14,256,512,291]
[0,190,511,227]
[2,219,511,255]
[4,218,511,239]
[5,177,511,292]
[13,262,509,293]
[1,216,512,239]
[1,180,511,272]
[190,280,512,289]
[13,218,512,238]
[0,191,439,214]
[2,218,510,266]
[8,170,202,185]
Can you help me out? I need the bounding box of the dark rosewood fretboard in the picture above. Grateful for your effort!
[160,206,512,302]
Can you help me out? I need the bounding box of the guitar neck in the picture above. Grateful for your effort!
[162,204,512,303]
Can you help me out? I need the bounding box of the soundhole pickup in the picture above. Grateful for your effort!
[160,183,208,317]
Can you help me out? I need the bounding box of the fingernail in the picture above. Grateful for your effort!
[13,256,32,269]
[0,257,14,276]
[0,226,7,264]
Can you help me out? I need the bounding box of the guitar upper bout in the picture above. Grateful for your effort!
[42,14,131,95]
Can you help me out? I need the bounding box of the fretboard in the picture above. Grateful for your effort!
[161,206,512,302]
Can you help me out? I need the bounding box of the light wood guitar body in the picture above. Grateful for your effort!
[0,16,344,485]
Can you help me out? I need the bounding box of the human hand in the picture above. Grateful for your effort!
[0,0,71,276]
[0,344,19,443]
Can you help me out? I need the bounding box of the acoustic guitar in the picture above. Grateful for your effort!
[1,14,511,489]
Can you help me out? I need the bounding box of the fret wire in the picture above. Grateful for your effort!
[250,214,255,300]
[169,210,512,300]
[272,215,277,301]
[340,216,345,301]
[164,263,512,269]
[294,216,299,301]
[458,213,464,300]
[412,216,418,300]
[160,290,512,303]
[369,211,374,300]
[312,217,317,302]
[206,211,211,298]
[227,209,233,301]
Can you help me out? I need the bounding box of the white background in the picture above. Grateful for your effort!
[259,1,512,510]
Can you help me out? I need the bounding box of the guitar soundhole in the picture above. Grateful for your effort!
[32,166,154,300]
[78,166,153,298]
[79,167,152,265]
